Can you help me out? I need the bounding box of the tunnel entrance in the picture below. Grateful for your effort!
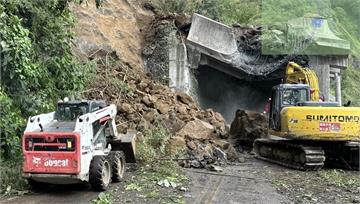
[195,65,280,122]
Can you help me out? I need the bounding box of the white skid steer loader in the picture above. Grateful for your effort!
[22,99,136,191]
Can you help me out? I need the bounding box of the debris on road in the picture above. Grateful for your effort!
[208,165,224,172]
[229,109,268,149]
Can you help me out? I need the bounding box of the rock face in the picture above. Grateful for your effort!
[142,17,175,81]
[229,109,268,149]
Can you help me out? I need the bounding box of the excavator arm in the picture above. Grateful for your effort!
[284,62,320,101]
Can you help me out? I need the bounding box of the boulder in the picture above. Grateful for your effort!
[137,81,149,91]
[224,145,239,162]
[141,95,154,107]
[176,104,188,115]
[119,103,135,114]
[212,139,230,150]
[176,92,194,106]
[229,109,268,149]
[143,109,158,123]
[186,140,197,150]
[176,119,215,140]
[163,116,185,135]
[155,100,170,114]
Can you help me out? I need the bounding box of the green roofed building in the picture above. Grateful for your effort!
[262,16,351,56]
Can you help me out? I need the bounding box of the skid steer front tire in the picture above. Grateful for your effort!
[109,151,126,182]
[89,156,111,191]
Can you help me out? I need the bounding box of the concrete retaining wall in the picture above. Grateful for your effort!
[168,31,191,93]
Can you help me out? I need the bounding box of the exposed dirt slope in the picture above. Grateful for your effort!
[71,0,154,69]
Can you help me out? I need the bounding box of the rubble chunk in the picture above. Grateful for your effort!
[208,165,223,172]
[229,109,268,149]
[119,103,135,114]
[176,92,194,105]
[176,119,215,140]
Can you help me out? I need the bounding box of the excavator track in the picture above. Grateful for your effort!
[325,141,360,171]
[254,138,326,171]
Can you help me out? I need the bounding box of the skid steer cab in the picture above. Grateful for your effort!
[22,99,136,191]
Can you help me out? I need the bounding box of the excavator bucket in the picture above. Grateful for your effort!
[109,131,137,163]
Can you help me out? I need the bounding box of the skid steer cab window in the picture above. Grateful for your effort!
[282,89,308,106]
[55,103,89,121]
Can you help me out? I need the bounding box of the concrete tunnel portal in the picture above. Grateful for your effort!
[167,14,350,123]
[195,65,280,122]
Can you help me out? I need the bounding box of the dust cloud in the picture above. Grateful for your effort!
[195,66,279,122]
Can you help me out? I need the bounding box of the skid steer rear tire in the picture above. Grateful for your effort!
[89,156,111,191]
[109,151,126,182]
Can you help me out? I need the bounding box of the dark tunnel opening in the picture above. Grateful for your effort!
[195,65,281,122]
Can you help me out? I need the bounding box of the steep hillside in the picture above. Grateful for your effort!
[72,0,239,168]
[71,0,154,69]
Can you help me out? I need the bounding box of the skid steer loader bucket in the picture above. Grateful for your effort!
[109,131,137,163]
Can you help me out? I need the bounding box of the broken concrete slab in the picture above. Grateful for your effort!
[187,13,336,85]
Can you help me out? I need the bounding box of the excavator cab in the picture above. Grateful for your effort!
[269,84,310,130]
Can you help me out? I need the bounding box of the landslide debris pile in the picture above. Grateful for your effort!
[229,109,268,150]
[84,61,239,169]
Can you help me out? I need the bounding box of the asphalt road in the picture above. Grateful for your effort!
[1,160,287,204]
[184,159,287,204]
[0,183,99,204]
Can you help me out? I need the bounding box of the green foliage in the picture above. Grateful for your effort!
[320,169,360,188]
[0,90,24,159]
[124,161,187,203]
[153,0,189,14]
[188,0,219,20]
[0,0,94,160]
[91,192,114,204]
[0,160,28,196]
[260,0,332,24]
[330,0,360,58]
[217,0,260,25]
[190,0,260,25]
[342,65,360,106]
[153,0,259,25]
[110,77,134,96]
[137,122,171,164]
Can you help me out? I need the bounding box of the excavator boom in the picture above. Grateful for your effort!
[284,62,320,101]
